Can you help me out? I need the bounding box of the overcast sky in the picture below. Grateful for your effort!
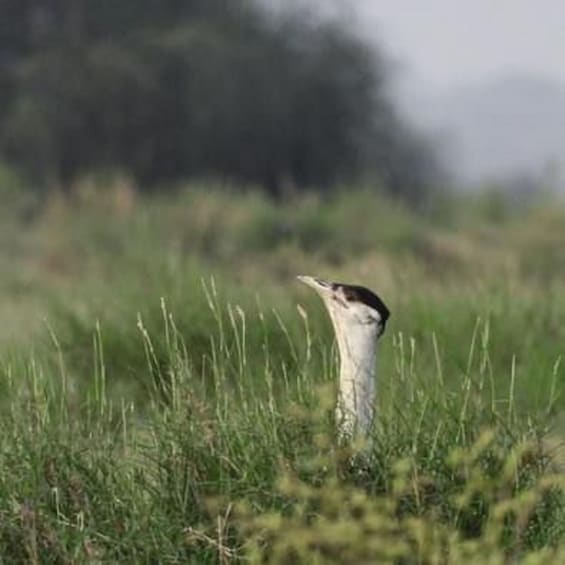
[268,0,565,87]
[353,1,565,89]
[266,0,565,183]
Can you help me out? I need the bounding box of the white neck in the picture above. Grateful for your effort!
[327,307,379,440]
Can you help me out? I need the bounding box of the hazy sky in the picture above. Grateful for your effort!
[355,1,565,88]
[266,0,565,183]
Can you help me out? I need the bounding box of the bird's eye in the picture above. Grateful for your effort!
[343,288,357,302]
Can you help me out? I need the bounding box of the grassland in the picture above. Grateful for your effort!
[0,181,564,562]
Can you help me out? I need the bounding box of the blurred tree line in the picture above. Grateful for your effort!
[0,0,443,199]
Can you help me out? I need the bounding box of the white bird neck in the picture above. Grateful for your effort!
[327,306,379,439]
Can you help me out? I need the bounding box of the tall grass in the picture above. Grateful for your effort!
[1,284,564,562]
[0,183,564,561]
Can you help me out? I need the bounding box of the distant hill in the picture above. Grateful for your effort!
[396,74,565,186]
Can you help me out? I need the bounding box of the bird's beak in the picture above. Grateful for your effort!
[297,275,332,295]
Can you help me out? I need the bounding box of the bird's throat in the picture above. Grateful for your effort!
[332,319,378,440]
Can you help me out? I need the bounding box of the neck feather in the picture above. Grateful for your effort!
[327,308,379,439]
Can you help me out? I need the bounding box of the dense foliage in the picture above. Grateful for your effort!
[0,1,441,198]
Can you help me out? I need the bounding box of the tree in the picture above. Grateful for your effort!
[0,0,443,199]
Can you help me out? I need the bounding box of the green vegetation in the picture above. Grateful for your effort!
[0,184,564,562]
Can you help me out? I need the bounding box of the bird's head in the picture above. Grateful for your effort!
[297,275,390,338]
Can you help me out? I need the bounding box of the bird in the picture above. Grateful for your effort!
[297,276,390,442]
